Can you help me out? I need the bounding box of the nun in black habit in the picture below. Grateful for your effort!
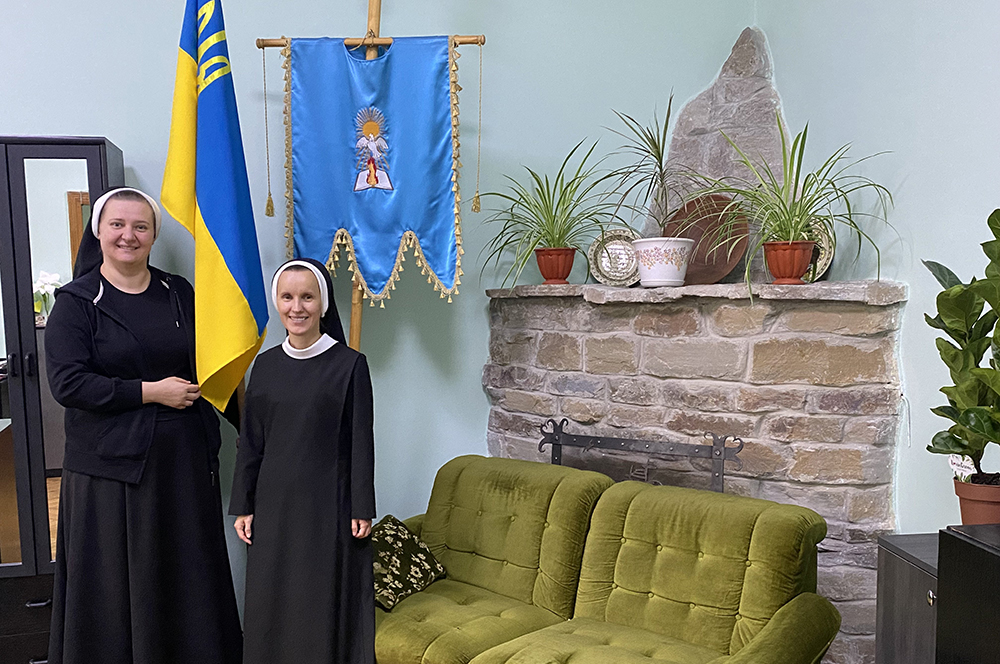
[45,187,243,664]
[230,258,376,664]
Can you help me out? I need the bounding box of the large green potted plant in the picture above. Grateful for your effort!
[607,98,696,287]
[482,140,617,286]
[692,113,893,286]
[925,209,1000,524]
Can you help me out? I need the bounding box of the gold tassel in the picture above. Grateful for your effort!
[262,48,276,217]
[472,43,483,214]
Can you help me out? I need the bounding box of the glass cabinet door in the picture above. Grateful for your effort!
[23,158,90,564]
[0,153,37,575]
[0,137,120,579]
[4,143,106,574]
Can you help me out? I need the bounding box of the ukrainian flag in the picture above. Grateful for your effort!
[161,0,267,411]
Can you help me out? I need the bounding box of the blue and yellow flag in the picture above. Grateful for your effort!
[161,0,267,411]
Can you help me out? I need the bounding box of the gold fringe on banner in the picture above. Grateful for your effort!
[281,40,294,257]
[288,37,467,306]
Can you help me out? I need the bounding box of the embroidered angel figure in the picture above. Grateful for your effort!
[353,106,393,191]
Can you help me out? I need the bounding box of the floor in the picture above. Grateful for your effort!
[0,422,61,563]
[47,475,59,557]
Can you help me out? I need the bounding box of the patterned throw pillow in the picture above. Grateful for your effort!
[371,514,447,610]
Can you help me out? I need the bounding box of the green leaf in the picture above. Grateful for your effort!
[958,407,1000,442]
[983,239,1000,264]
[925,314,966,345]
[989,209,1000,239]
[970,279,1000,312]
[942,378,986,410]
[935,337,970,378]
[936,285,983,335]
[931,405,962,424]
[971,310,999,341]
[923,260,963,289]
[927,430,973,455]
[972,367,1000,397]
[970,336,993,365]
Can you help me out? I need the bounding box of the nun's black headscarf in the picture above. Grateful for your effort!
[270,257,346,345]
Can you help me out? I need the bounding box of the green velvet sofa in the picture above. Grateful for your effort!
[375,455,841,664]
[375,455,615,663]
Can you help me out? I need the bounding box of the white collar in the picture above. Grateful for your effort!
[282,333,337,360]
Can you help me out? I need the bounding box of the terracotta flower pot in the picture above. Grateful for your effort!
[763,240,817,285]
[955,479,1000,525]
[535,247,576,284]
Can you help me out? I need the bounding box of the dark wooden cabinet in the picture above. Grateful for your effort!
[878,526,1000,664]
[0,136,124,661]
[877,533,938,664]
[936,524,1000,664]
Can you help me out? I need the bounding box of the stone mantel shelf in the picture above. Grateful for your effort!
[486,280,908,307]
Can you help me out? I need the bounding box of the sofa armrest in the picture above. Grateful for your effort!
[709,593,841,664]
[403,513,425,537]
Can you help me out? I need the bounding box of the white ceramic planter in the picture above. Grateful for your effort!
[631,237,696,287]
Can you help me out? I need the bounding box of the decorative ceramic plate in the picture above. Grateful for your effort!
[661,194,749,285]
[803,222,834,282]
[588,228,640,287]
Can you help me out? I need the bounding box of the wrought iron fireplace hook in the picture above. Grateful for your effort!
[703,431,745,472]
[537,418,745,493]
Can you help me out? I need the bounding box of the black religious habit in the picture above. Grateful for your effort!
[230,338,376,664]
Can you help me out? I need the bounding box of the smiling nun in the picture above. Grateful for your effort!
[44,187,243,664]
[230,258,376,664]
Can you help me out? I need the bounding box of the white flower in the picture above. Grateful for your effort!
[33,271,63,318]
[33,271,61,296]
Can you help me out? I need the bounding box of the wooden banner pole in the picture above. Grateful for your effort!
[346,0,385,351]
[255,35,486,49]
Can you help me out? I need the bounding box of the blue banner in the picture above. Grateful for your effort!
[288,36,462,304]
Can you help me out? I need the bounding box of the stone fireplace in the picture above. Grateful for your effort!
[483,280,906,664]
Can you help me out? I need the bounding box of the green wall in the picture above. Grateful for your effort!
[754,0,1000,531]
[5,0,998,597]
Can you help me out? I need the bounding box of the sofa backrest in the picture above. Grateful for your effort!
[420,455,614,619]
[574,481,826,656]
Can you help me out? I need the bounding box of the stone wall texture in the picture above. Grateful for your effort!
[483,282,907,664]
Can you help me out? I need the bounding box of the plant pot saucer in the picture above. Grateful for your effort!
[662,194,748,285]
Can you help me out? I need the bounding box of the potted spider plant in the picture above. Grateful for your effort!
[693,113,893,286]
[608,97,696,287]
[482,140,617,286]
[925,212,1000,524]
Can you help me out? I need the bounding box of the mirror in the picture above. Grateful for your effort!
[24,158,89,560]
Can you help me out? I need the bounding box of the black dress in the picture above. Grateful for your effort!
[230,337,376,664]
[48,278,243,664]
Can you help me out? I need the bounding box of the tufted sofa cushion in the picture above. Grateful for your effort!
[573,481,828,657]
[375,579,565,664]
[419,455,614,618]
[468,616,723,664]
